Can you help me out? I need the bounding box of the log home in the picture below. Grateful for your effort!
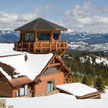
[0,18,102,99]
[0,53,72,97]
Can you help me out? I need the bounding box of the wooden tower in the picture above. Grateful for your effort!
[14,18,68,56]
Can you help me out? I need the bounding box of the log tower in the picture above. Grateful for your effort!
[14,18,68,56]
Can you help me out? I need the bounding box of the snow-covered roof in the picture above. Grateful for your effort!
[56,82,97,96]
[0,53,53,80]
[0,67,11,80]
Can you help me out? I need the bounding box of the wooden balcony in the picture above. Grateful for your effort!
[14,41,68,55]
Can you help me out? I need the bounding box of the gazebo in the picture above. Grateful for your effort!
[14,18,68,56]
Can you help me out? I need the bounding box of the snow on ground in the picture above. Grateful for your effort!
[0,43,23,56]
[6,89,108,108]
[0,53,53,80]
[56,82,97,96]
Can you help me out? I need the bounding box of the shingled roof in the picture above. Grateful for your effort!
[15,18,67,31]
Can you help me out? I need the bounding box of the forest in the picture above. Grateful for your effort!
[62,52,108,88]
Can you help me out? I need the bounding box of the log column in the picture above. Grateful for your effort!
[22,31,24,42]
[50,31,53,42]
[59,31,61,42]
[35,30,38,42]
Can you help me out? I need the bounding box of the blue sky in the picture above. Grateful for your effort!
[0,0,108,33]
[1,0,108,14]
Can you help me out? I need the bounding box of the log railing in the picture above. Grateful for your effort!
[14,41,68,53]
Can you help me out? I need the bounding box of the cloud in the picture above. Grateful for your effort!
[0,5,55,30]
[63,2,108,33]
[0,2,108,33]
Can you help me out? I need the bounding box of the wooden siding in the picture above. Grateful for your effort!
[33,72,65,96]
[0,80,12,97]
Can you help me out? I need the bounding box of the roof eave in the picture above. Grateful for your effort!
[14,28,68,32]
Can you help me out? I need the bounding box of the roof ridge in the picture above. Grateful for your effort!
[34,18,41,29]
[43,19,56,29]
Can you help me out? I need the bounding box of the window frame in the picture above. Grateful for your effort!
[37,32,50,41]
[17,84,29,97]
[47,80,55,92]
[24,33,35,42]
[53,32,59,41]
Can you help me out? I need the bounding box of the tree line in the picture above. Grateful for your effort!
[62,52,108,91]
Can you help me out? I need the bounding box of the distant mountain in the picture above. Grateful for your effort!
[0,30,108,52]
[0,30,19,43]
[61,32,108,44]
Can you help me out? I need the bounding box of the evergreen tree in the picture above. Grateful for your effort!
[82,76,90,85]
[94,77,105,92]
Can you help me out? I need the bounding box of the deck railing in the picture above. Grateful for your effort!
[14,41,68,53]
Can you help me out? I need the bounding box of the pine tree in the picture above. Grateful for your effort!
[94,77,105,92]
[82,76,90,85]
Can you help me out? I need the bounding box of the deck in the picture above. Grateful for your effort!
[14,41,68,55]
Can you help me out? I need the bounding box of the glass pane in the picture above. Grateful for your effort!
[53,33,59,40]
[38,32,50,41]
[29,33,35,41]
[47,82,51,92]
[51,80,54,91]
[19,88,24,96]
[24,84,29,95]
[47,80,55,92]
[25,33,29,41]
[16,91,18,97]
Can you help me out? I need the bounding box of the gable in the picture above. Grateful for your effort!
[44,66,62,76]
[35,55,70,82]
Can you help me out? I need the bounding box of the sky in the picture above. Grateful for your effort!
[0,0,108,33]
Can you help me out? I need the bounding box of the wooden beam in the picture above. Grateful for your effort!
[48,63,61,68]
[49,42,52,52]
[22,31,24,41]
[59,31,61,42]
[20,32,22,41]
[50,31,53,42]
[35,30,38,42]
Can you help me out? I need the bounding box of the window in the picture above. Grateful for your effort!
[25,84,29,95]
[47,80,55,92]
[25,33,35,41]
[29,33,35,41]
[25,33,29,41]
[38,32,50,41]
[53,33,59,40]
[19,88,25,96]
[17,84,29,96]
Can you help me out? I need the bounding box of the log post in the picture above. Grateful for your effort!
[35,30,38,42]
[40,42,42,52]
[59,31,61,42]
[49,42,52,52]
[50,31,53,42]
